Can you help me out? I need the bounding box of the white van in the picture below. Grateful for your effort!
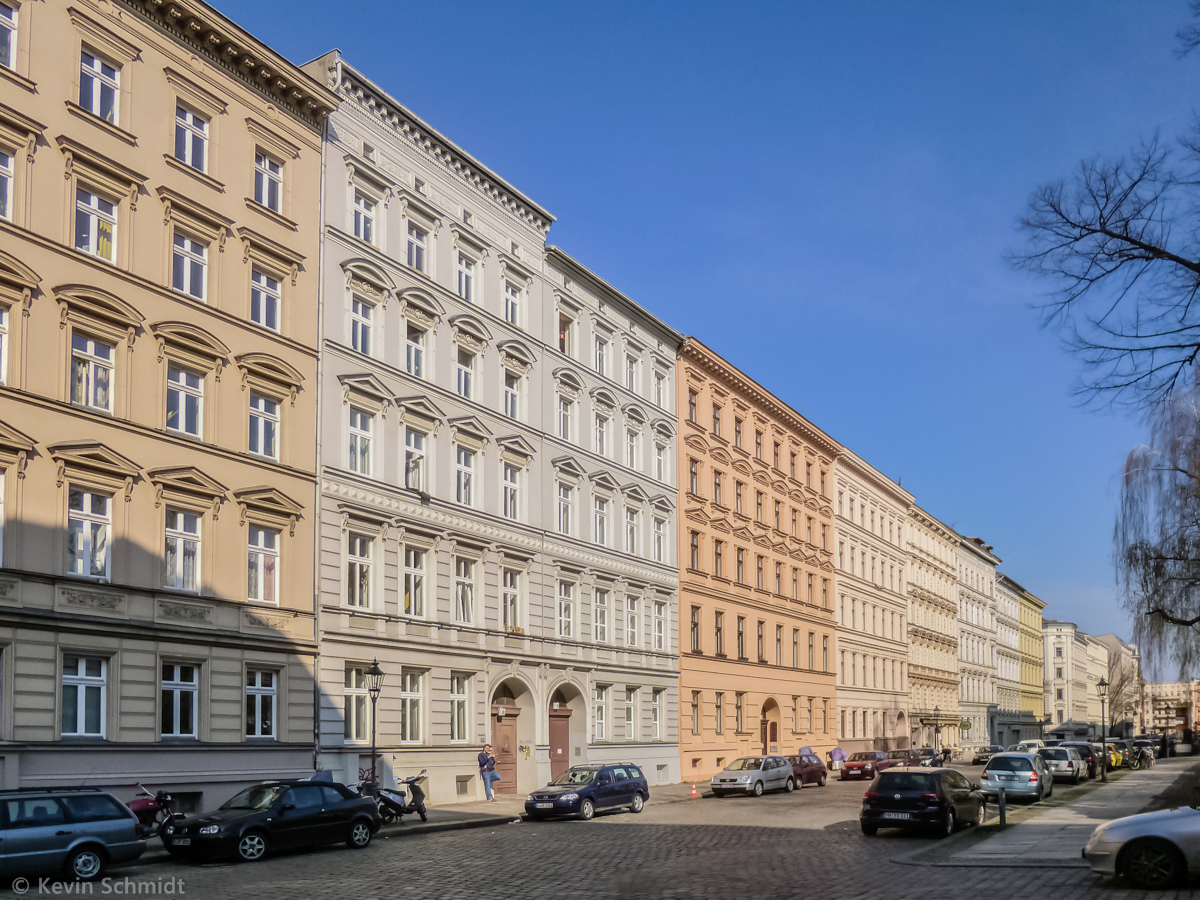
[1015,740,1045,752]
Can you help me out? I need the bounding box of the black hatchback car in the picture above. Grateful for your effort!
[162,780,380,862]
[860,767,986,837]
[525,764,649,820]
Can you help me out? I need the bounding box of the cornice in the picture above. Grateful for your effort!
[834,448,913,508]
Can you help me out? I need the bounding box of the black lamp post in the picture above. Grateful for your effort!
[366,659,385,785]
[1098,676,1109,784]
[933,706,941,752]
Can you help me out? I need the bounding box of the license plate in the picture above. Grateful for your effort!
[173,838,191,846]
[999,774,1016,780]
[536,802,553,809]
[882,812,911,820]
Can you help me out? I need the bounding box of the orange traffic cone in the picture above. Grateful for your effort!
[689,782,699,798]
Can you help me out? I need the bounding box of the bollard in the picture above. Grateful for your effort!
[998,788,1006,825]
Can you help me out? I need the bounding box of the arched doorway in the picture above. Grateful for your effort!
[895,711,908,749]
[760,698,781,754]
[547,683,587,779]
[491,680,533,794]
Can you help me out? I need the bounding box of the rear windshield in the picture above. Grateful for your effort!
[987,757,1033,772]
[1039,748,1068,760]
[62,794,127,823]
[886,750,909,759]
[878,772,935,791]
[849,752,875,761]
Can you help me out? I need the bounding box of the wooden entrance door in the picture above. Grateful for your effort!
[549,707,573,779]
[491,706,519,794]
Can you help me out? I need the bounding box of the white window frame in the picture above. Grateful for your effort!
[625,507,638,554]
[346,532,371,608]
[456,254,474,302]
[0,2,15,73]
[654,443,666,481]
[251,269,281,332]
[174,106,208,172]
[160,663,198,738]
[404,427,426,491]
[557,581,574,638]
[351,297,372,355]
[593,495,608,545]
[625,354,638,392]
[594,685,607,741]
[405,321,425,377]
[454,556,474,623]
[625,687,638,741]
[594,335,608,376]
[245,669,276,738]
[594,588,609,643]
[654,601,666,651]
[0,147,11,223]
[399,670,422,742]
[403,546,425,617]
[79,49,119,124]
[652,517,665,563]
[455,347,474,399]
[625,596,638,648]
[348,407,372,476]
[247,524,279,603]
[654,372,666,407]
[595,413,609,457]
[67,486,111,580]
[455,445,475,506]
[248,393,279,459]
[0,303,9,384]
[504,280,521,325]
[557,482,572,535]
[344,665,368,742]
[652,689,663,739]
[254,152,282,212]
[503,371,520,419]
[502,568,521,629]
[62,655,106,737]
[69,334,113,412]
[625,429,638,469]
[406,223,426,272]
[558,397,573,442]
[450,673,469,742]
[171,234,207,301]
[164,507,200,592]
[74,189,116,262]
[166,364,203,438]
[502,462,519,520]
[353,190,376,244]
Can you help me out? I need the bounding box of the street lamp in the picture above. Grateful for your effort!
[366,659,385,785]
[1098,676,1109,784]
[933,706,941,752]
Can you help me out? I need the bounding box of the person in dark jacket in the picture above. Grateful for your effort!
[479,744,501,800]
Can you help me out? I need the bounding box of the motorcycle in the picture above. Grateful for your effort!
[126,784,180,839]
[356,770,428,824]
[1129,746,1155,770]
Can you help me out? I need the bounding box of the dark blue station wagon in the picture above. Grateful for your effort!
[525,764,649,820]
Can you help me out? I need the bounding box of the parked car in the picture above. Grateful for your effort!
[1037,746,1085,785]
[786,753,828,788]
[1084,805,1200,888]
[162,780,380,862]
[711,756,794,797]
[1015,740,1045,753]
[525,764,649,820]
[972,745,1005,765]
[978,752,1053,802]
[1060,741,1098,778]
[907,748,940,768]
[859,767,986,837]
[841,751,889,781]
[1104,742,1125,768]
[1112,740,1135,767]
[0,788,145,881]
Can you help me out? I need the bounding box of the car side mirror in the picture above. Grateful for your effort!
[970,783,981,790]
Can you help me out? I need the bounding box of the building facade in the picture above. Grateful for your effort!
[303,51,680,800]
[1095,634,1140,737]
[1043,620,1093,736]
[0,0,335,804]
[832,451,912,752]
[1084,634,1109,732]
[1017,584,1046,740]
[1143,681,1200,737]
[905,505,959,750]
[676,338,839,779]
[993,574,1025,746]
[956,536,1000,754]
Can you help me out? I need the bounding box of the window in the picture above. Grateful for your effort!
[254,153,282,212]
[654,601,666,651]
[652,689,663,739]
[757,620,764,659]
[164,508,200,592]
[713,471,723,506]
[808,632,815,669]
[557,483,572,535]
[625,354,638,391]
[690,606,700,652]
[405,322,425,377]
[350,297,372,354]
[625,596,638,647]
[247,525,279,603]
[406,224,426,271]
[715,612,724,655]
[806,461,812,486]
[594,336,608,376]
[502,463,519,520]
[455,348,474,399]
[62,655,106,737]
[404,427,426,491]
[0,149,11,221]
[79,50,119,124]
[504,281,520,325]
[773,442,780,469]
[713,540,723,577]
[454,557,474,623]
[654,371,666,407]
[455,445,474,505]
[353,191,375,243]
[756,555,764,589]
[689,531,699,570]
[654,443,665,481]
[690,691,700,735]
[735,693,744,732]
[625,508,638,553]
[775,625,783,665]
[734,418,743,448]
[456,254,474,301]
[403,547,424,616]
[161,664,197,737]
[687,390,698,422]
[346,533,371,608]
[1055,667,1063,679]
[595,414,609,456]
[174,107,207,171]
[822,636,829,671]
[625,688,638,741]
[735,482,744,514]
[504,371,520,419]
[251,270,282,332]
[166,365,203,437]
[1056,688,1063,701]
[246,670,275,738]
[775,561,782,594]
[70,334,113,413]
[736,616,746,658]
[344,666,369,741]
[594,496,608,544]
[558,397,573,441]
[688,459,698,494]
[774,501,781,531]
[0,2,14,70]
[736,548,745,583]
[348,408,372,475]
[74,189,116,262]
[595,685,608,740]
[450,674,469,742]
[755,430,762,458]
[67,487,110,579]
[625,429,638,468]
[594,589,609,643]
[399,670,422,742]
[558,313,573,356]
[502,569,520,629]
[652,517,664,562]
[714,692,723,734]
[557,581,573,637]
[793,629,800,668]
[248,393,279,459]
[171,234,207,300]
[808,573,814,603]
[756,491,763,522]
[820,469,827,495]
[712,405,722,435]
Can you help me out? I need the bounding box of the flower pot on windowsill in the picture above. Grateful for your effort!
[505,626,525,635]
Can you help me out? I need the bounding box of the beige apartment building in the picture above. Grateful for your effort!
[677,338,839,779]
[1018,585,1046,738]
[0,0,335,804]
[905,505,959,750]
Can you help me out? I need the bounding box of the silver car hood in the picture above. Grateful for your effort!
[1101,806,1200,839]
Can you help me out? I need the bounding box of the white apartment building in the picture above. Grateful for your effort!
[1095,634,1140,736]
[957,536,1000,753]
[1043,620,1092,735]
[833,451,913,751]
[303,51,681,801]
[993,574,1024,746]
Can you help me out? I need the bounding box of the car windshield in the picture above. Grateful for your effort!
[886,750,909,759]
[1039,748,1068,760]
[222,785,288,810]
[878,772,934,791]
[725,758,764,771]
[551,767,600,786]
[849,753,875,761]
[987,757,1032,772]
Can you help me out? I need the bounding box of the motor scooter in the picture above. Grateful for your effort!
[126,784,179,839]
[376,770,428,824]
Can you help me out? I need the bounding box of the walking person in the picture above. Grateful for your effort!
[479,743,501,801]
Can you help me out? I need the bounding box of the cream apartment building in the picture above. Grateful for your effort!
[302,51,681,799]
[833,450,912,752]
[993,574,1025,746]
[0,0,335,803]
[957,536,1000,755]
[1018,583,1046,740]
[1044,620,1092,734]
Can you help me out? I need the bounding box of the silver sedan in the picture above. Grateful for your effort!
[1084,806,1200,889]
[710,756,795,797]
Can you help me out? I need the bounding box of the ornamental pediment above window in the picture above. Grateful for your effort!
[55,284,145,344]
[731,526,754,542]
[553,368,584,398]
[236,352,304,404]
[150,322,230,376]
[148,466,228,518]
[496,434,536,465]
[449,415,492,447]
[589,470,621,494]
[338,372,393,413]
[497,339,536,374]
[551,455,588,482]
[50,440,140,500]
[344,152,393,196]
[683,434,709,454]
[622,403,647,427]
[649,494,674,514]
[449,313,492,351]
[498,252,536,286]
[0,419,35,477]
[395,396,444,431]
[233,485,303,534]
[399,287,443,326]
[650,417,675,440]
[621,482,650,504]
[342,259,395,300]
[157,187,234,247]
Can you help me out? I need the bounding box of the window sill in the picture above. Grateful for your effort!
[65,102,137,145]
[245,198,298,231]
[163,154,225,192]
[0,65,35,93]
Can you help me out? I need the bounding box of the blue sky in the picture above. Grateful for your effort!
[225,1,1198,656]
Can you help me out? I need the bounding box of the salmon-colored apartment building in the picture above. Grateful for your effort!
[677,338,839,779]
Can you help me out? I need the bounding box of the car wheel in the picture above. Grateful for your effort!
[784,777,795,793]
[818,773,827,787]
[976,801,987,825]
[1121,838,1186,889]
[65,846,106,882]
[861,821,878,836]
[752,781,764,797]
[347,819,372,849]
[579,798,595,821]
[940,809,956,838]
[630,792,645,814]
[236,831,269,862]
